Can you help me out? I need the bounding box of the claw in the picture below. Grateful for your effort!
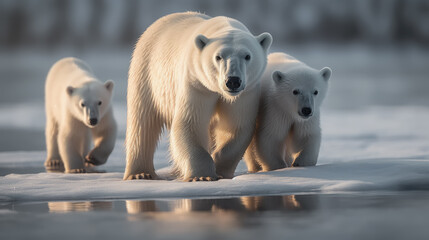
[45,159,63,168]
[67,168,86,173]
[126,173,153,180]
[185,176,221,182]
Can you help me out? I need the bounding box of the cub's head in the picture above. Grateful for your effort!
[66,80,114,128]
[272,67,331,120]
[194,29,272,101]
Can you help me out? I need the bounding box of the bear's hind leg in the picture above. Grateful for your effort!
[45,119,63,170]
[243,140,262,173]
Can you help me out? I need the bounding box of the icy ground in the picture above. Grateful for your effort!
[1,106,429,202]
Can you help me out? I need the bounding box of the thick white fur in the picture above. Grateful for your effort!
[124,12,272,180]
[244,52,331,172]
[45,57,117,173]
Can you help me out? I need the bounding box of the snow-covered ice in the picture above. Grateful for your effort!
[1,105,429,202]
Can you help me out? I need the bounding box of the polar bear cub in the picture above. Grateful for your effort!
[124,12,272,181]
[45,57,117,173]
[244,52,331,172]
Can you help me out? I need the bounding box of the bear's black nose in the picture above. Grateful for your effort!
[301,107,312,116]
[226,76,242,91]
[89,118,98,126]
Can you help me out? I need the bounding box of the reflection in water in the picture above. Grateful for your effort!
[126,200,159,214]
[126,195,319,215]
[125,198,248,229]
[48,201,113,213]
[4,193,429,239]
[173,198,247,213]
[124,195,320,228]
[242,195,319,212]
[20,195,320,215]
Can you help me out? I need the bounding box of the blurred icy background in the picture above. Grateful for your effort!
[0,0,428,151]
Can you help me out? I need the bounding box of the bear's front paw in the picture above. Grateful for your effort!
[85,152,107,166]
[45,159,63,169]
[185,176,222,182]
[67,168,87,173]
[126,173,154,180]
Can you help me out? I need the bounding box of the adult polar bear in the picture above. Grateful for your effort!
[124,12,272,181]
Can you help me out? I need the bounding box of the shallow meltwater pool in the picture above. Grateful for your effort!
[1,192,429,240]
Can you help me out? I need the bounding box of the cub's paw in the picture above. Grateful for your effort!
[185,176,222,182]
[126,173,154,180]
[67,168,87,174]
[85,152,106,166]
[44,159,63,168]
[84,162,95,168]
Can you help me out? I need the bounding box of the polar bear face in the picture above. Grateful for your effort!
[272,67,331,120]
[195,31,272,101]
[66,80,114,128]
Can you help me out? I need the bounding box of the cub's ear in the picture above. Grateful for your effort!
[272,71,286,84]
[66,86,74,96]
[195,34,209,51]
[104,80,114,92]
[256,32,273,52]
[320,67,332,82]
[104,80,115,92]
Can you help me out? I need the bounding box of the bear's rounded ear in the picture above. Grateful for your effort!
[104,80,114,92]
[66,86,74,96]
[320,67,332,82]
[256,32,273,52]
[272,71,286,84]
[195,34,209,51]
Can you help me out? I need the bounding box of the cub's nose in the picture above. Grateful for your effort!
[89,118,98,126]
[226,76,242,91]
[301,107,312,116]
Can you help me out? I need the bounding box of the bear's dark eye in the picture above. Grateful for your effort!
[245,55,251,61]
[81,103,85,107]
[98,101,102,106]
[314,90,318,95]
[293,90,300,95]
[215,56,222,61]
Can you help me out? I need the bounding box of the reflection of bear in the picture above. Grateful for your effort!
[241,195,320,212]
[244,53,331,172]
[44,58,117,173]
[124,12,272,181]
[126,200,159,214]
[125,199,244,228]
[125,195,319,215]
[173,198,246,212]
[48,201,112,213]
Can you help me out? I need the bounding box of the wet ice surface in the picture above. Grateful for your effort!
[1,46,429,239]
[2,193,429,240]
